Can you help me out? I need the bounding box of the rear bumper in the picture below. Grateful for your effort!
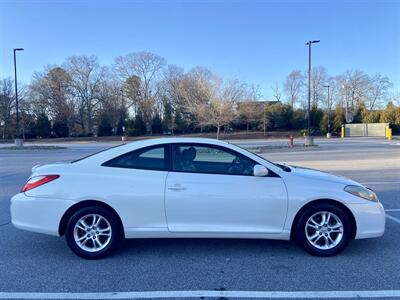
[11,193,75,236]
[347,202,386,239]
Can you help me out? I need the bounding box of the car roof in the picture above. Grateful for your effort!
[127,137,229,146]
[76,137,230,165]
[74,136,280,173]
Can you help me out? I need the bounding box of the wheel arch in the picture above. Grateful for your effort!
[58,200,124,237]
[290,199,357,240]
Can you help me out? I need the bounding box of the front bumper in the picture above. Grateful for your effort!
[11,193,75,236]
[347,201,386,239]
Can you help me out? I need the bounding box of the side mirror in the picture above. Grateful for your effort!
[253,164,269,177]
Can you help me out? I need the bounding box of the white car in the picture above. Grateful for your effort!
[11,138,385,259]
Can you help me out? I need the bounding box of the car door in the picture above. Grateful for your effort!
[165,143,288,234]
[100,145,169,229]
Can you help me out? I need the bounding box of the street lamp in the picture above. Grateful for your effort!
[13,48,24,147]
[323,84,331,137]
[305,40,320,139]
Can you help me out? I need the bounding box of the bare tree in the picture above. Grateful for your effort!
[237,101,264,132]
[123,75,141,113]
[114,52,166,131]
[271,82,282,102]
[97,78,127,135]
[310,66,328,108]
[237,85,263,132]
[284,70,305,108]
[186,74,247,139]
[171,67,217,131]
[0,78,15,139]
[178,67,215,106]
[342,69,370,111]
[365,74,392,110]
[65,55,106,135]
[30,67,75,133]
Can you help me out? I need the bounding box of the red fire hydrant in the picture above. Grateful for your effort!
[289,134,294,147]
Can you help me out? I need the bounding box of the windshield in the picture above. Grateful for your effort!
[231,143,291,172]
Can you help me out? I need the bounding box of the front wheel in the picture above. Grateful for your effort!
[65,206,122,259]
[295,204,352,256]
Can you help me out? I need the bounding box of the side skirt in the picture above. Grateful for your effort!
[123,227,291,240]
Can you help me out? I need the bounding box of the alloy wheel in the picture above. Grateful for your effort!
[73,214,112,253]
[305,211,344,250]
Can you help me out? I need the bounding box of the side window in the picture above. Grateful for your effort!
[172,144,256,176]
[102,146,166,171]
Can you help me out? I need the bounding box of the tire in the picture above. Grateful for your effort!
[65,206,122,259]
[295,203,352,257]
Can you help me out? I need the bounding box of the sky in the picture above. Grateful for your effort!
[1,0,399,99]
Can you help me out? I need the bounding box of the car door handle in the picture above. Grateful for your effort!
[167,184,187,191]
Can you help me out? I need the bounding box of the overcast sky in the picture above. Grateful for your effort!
[1,0,399,99]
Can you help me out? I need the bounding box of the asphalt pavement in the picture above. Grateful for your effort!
[0,137,399,299]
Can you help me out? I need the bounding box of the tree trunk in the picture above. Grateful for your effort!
[263,120,266,136]
[216,125,220,139]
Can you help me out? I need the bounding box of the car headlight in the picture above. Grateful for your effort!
[344,185,378,202]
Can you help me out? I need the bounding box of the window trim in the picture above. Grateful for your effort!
[170,142,279,177]
[101,144,169,171]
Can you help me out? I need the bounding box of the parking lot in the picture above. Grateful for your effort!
[0,137,399,299]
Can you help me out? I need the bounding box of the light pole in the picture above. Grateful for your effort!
[13,48,24,146]
[305,40,320,140]
[342,83,349,123]
[323,84,331,136]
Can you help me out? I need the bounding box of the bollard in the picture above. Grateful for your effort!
[341,125,345,138]
[14,138,23,147]
[385,126,389,138]
[388,128,392,140]
[289,134,294,147]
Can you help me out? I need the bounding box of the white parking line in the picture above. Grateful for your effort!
[2,290,400,299]
[386,214,400,224]
[385,209,400,212]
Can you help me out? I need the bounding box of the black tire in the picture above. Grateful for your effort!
[295,203,352,257]
[65,206,122,259]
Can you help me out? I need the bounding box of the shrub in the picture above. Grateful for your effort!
[126,113,146,136]
[319,113,329,134]
[332,105,345,134]
[97,115,113,136]
[53,119,69,137]
[35,113,51,138]
[151,114,163,134]
[266,103,293,129]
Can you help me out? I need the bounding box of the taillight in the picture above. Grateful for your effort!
[21,175,60,192]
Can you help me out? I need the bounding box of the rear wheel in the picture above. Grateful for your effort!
[65,206,122,259]
[295,204,352,256]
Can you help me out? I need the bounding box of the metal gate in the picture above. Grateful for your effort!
[344,123,388,137]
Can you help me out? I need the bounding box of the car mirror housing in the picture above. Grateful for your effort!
[253,164,269,177]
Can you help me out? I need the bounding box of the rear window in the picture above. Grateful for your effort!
[102,145,166,171]
[72,144,125,163]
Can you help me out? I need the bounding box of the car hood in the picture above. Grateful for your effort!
[288,165,361,186]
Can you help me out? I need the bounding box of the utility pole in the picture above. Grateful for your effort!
[342,83,349,123]
[323,84,331,135]
[13,48,24,147]
[305,40,320,145]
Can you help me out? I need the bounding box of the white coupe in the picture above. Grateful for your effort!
[11,138,385,259]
